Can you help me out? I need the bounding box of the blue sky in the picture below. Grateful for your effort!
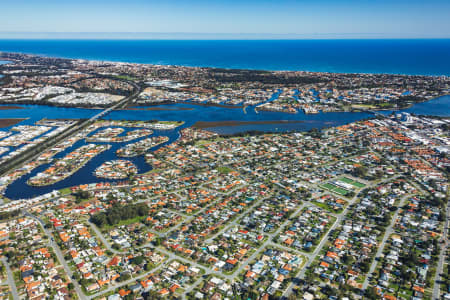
[1,0,449,39]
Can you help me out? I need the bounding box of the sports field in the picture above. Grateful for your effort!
[320,183,349,196]
[340,177,366,188]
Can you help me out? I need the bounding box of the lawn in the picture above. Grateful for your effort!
[340,177,366,188]
[321,183,337,190]
[100,215,146,231]
[312,200,345,213]
[332,186,349,196]
[59,187,72,195]
[217,166,234,174]
[114,75,138,81]
[320,183,349,196]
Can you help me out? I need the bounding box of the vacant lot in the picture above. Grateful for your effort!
[0,118,26,128]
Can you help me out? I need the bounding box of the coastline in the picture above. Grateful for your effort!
[1,39,450,76]
[1,51,448,115]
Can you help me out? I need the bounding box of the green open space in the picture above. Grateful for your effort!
[320,183,350,196]
[340,176,366,188]
[217,166,234,174]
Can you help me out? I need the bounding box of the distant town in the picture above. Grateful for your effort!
[0,52,448,300]
[0,52,449,113]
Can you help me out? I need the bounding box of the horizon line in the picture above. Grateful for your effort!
[0,32,449,40]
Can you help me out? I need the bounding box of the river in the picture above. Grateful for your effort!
[0,94,449,200]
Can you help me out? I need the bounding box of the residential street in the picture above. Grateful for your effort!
[362,194,410,290]
[24,210,87,300]
[433,200,449,300]
[1,256,19,300]
[282,175,400,298]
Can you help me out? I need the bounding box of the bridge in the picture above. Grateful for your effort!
[0,78,142,177]
[367,110,387,117]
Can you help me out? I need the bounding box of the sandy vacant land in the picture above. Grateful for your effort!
[0,105,24,110]
[0,118,26,128]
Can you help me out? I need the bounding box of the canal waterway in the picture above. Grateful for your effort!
[0,94,449,200]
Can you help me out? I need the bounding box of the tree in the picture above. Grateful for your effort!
[132,256,144,265]
[359,260,370,273]
[288,293,298,300]
[117,273,131,282]
[91,202,149,228]
[153,237,162,246]
[216,249,225,257]
[365,287,379,300]
[145,263,153,271]
[74,190,90,201]
[353,166,367,178]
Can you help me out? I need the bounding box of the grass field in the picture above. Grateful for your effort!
[340,177,366,188]
[312,200,346,213]
[59,187,72,195]
[100,215,146,231]
[217,166,233,174]
[320,183,349,196]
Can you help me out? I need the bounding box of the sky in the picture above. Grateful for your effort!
[0,0,449,39]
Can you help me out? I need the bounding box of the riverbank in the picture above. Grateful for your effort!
[193,120,305,129]
[0,118,26,128]
[132,101,244,109]
[1,92,449,200]
[123,106,194,111]
[0,106,24,110]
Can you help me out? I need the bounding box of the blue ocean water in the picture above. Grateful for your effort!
[1,39,450,75]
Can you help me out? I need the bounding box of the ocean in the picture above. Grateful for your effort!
[1,39,450,75]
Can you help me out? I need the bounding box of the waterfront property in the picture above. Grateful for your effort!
[94,159,138,179]
[28,144,110,186]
